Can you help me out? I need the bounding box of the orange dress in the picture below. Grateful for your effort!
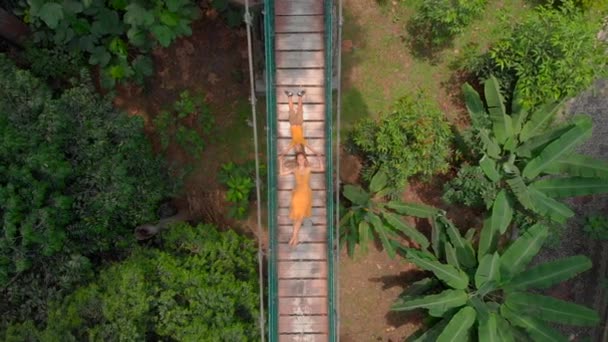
[290,125,307,147]
[289,168,312,220]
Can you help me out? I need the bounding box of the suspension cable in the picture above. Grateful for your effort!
[243,4,266,342]
[334,0,344,337]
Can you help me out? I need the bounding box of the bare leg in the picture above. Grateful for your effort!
[287,94,295,113]
[289,219,303,246]
[297,93,304,111]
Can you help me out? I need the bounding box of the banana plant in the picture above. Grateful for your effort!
[340,170,440,258]
[463,75,608,227]
[393,214,599,341]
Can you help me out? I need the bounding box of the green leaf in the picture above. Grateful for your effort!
[501,305,568,342]
[531,177,608,198]
[500,223,548,278]
[386,201,439,218]
[478,313,500,342]
[484,76,512,144]
[445,242,460,269]
[506,255,592,290]
[516,123,573,158]
[479,129,501,158]
[510,88,528,135]
[462,83,488,130]
[479,155,500,182]
[543,153,608,179]
[392,289,468,316]
[358,221,371,254]
[151,25,174,47]
[496,315,516,342]
[38,3,64,29]
[528,187,574,223]
[127,28,146,47]
[397,277,439,302]
[94,8,123,35]
[383,212,430,249]
[132,55,154,80]
[523,115,593,179]
[369,170,388,193]
[430,216,446,260]
[490,190,513,234]
[89,46,111,66]
[160,10,180,27]
[405,249,469,289]
[519,101,562,142]
[63,0,83,14]
[343,185,370,206]
[124,4,154,26]
[408,317,452,342]
[437,306,476,342]
[441,217,476,268]
[506,292,599,326]
[505,174,535,210]
[166,0,188,12]
[478,217,499,260]
[475,252,501,289]
[369,213,395,258]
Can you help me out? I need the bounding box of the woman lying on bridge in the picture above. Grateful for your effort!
[279,147,324,246]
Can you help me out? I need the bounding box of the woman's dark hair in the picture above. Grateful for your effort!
[295,151,308,166]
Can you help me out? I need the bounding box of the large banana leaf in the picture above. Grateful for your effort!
[405,249,470,289]
[506,292,599,326]
[505,174,535,210]
[519,101,561,141]
[478,313,499,342]
[527,187,574,223]
[543,153,608,179]
[484,76,512,144]
[437,306,476,342]
[369,170,388,193]
[531,177,608,198]
[386,201,440,218]
[480,155,501,182]
[445,242,460,269]
[510,88,528,135]
[516,123,573,158]
[490,190,513,234]
[391,288,468,314]
[407,315,452,342]
[475,252,501,289]
[500,224,548,278]
[358,221,372,254]
[523,115,593,179]
[506,255,592,290]
[369,213,396,258]
[431,215,446,260]
[343,184,370,206]
[383,212,430,249]
[479,129,502,158]
[462,83,488,130]
[501,305,567,342]
[442,217,476,268]
[496,315,516,342]
[477,217,499,260]
[397,277,439,302]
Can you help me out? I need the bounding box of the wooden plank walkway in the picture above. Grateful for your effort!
[274,1,329,340]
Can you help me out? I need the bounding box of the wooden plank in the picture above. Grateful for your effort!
[277,189,326,207]
[277,138,325,152]
[277,51,324,68]
[277,172,325,190]
[279,333,329,342]
[278,261,328,278]
[278,225,327,243]
[275,0,323,16]
[277,121,325,139]
[279,315,328,333]
[278,279,328,297]
[278,242,327,260]
[277,69,325,86]
[279,297,328,315]
[276,16,324,33]
[277,87,325,104]
[279,207,326,217]
[278,214,326,225]
[277,104,325,121]
[276,33,324,51]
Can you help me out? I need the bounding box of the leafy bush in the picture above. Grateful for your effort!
[210,0,245,28]
[153,90,214,157]
[3,223,261,341]
[219,161,266,219]
[408,0,486,52]
[583,214,608,240]
[393,215,599,340]
[23,45,84,81]
[470,1,607,108]
[442,164,497,209]
[349,93,452,189]
[17,0,200,88]
[0,54,172,323]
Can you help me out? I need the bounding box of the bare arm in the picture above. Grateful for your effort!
[306,146,325,172]
[278,155,293,176]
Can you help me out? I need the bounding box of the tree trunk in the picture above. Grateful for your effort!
[134,211,190,240]
[0,7,29,47]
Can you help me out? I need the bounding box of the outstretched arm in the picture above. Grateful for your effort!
[278,155,293,176]
[306,146,325,172]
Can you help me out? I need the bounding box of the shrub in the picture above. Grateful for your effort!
[349,93,452,189]
[219,161,266,219]
[3,223,261,341]
[442,164,497,209]
[17,0,200,88]
[471,1,607,108]
[408,0,487,53]
[23,45,84,82]
[583,214,608,240]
